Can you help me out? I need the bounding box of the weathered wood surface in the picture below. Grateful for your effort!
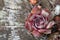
[0,0,60,40]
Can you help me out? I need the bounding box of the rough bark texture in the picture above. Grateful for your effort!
[0,0,4,10]
[0,0,60,40]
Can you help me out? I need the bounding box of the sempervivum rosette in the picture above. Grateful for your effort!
[25,5,55,37]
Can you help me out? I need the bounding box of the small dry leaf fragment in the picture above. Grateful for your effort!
[29,0,37,5]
